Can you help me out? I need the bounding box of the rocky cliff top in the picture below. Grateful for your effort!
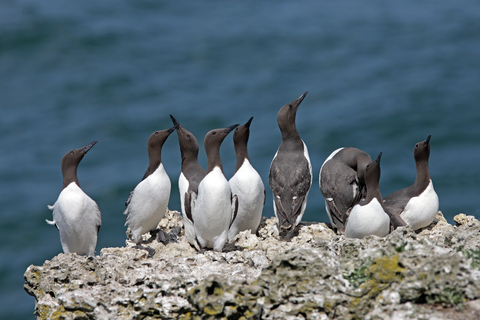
[25,211,480,319]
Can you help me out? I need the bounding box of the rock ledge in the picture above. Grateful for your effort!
[24,211,480,319]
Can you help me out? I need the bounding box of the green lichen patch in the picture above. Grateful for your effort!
[425,287,466,307]
[463,248,480,270]
[344,259,372,289]
[345,255,406,318]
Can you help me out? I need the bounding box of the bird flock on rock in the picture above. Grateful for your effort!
[46,92,439,256]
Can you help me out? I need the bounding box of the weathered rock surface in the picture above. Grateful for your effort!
[25,210,480,319]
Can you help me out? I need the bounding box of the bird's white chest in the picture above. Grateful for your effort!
[133,164,171,204]
[196,167,231,212]
[228,160,264,238]
[346,198,390,239]
[54,183,96,223]
[178,172,189,195]
[178,172,189,213]
[401,180,439,230]
[51,182,101,256]
[230,160,264,199]
[124,164,171,243]
[194,167,232,248]
[125,164,171,226]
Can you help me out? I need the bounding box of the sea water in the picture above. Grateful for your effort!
[1,1,479,318]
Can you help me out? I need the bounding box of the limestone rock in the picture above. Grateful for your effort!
[25,210,480,319]
[454,213,480,227]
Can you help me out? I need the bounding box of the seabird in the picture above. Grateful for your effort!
[345,153,391,239]
[319,147,372,234]
[193,124,239,251]
[383,135,439,230]
[269,91,312,237]
[124,124,178,248]
[170,115,205,249]
[228,117,265,240]
[46,140,101,256]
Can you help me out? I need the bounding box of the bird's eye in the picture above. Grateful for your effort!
[155,132,159,135]
[187,135,190,138]
[212,131,216,135]
[235,127,239,131]
[415,144,419,148]
[70,151,74,154]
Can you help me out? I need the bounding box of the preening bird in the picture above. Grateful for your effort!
[319,147,372,234]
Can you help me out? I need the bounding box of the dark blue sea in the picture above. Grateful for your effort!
[1,1,480,318]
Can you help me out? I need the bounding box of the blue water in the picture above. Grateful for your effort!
[1,1,480,319]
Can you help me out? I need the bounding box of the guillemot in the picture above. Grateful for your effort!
[193,124,239,251]
[319,147,372,234]
[345,153,390,239]
[383,135,439,230]
[124,124,178,249]
[46,140,101,256]
[269,91,312,237]
[228,117,265,241]
[170,115,205,249]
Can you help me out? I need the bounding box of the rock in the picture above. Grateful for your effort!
[25,210,480,319]
[454,213,480,227]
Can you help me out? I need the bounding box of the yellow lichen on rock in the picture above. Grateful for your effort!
[367,255,406,284]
